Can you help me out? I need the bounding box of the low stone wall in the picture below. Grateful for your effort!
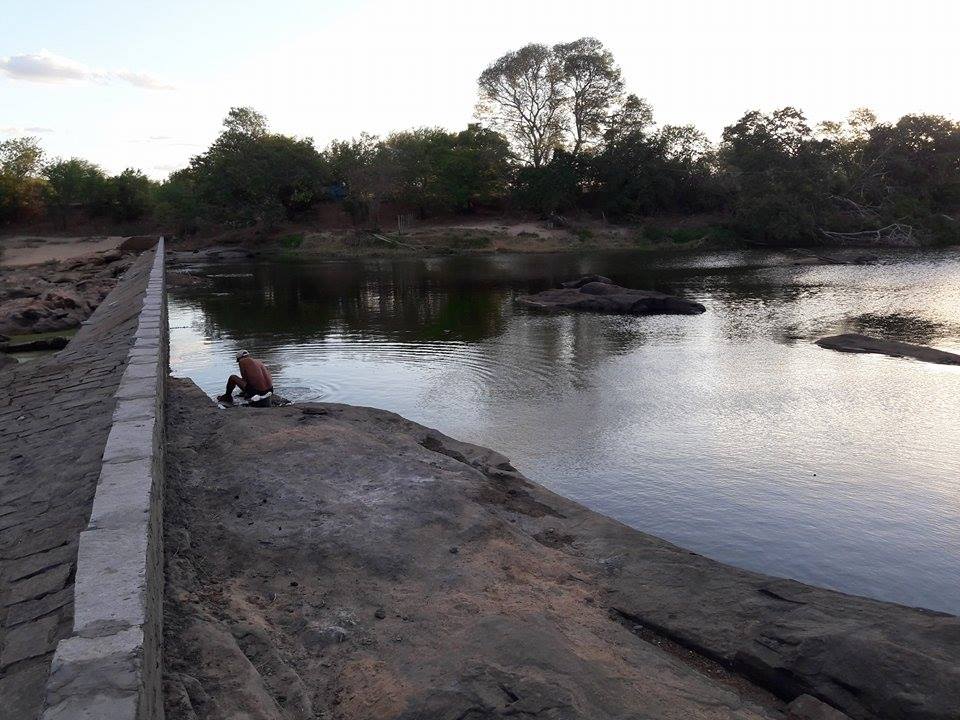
[42,239,166,719]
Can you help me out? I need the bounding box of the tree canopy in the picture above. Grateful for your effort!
[1,42,958,248]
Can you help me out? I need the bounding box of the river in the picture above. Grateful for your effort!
[167,248,960,614]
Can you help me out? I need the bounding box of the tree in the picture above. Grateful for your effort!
[604,94,655,144]
[440,124,512,211]
[322,133,389,222]
[104,169,156,222]
[553,37,624,154]
[375,125,513,214]
[720,108,831,243]
[856,114,960,230]
[477,44,566,167]
[185,108,326,226]
[43,158,108,224]
[0,137,44,179]
[157,169,203,233]
[0,137,45,224]
[222,106,268,138]
[512,149,582,214]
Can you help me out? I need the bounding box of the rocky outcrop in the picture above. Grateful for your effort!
[816,333,960,365]
[521,277,706,315]
[164,378,958,720]
[0,249,134,335]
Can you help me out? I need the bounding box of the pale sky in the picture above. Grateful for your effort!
[2,0,958,179]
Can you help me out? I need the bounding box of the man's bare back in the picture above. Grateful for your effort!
[218,350,273,403]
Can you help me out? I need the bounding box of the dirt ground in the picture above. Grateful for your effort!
[162,378,960,720]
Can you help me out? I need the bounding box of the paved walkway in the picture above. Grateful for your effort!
[0,250,155,720]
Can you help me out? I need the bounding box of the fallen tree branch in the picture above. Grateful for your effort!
[828,195,881,219]
[819,223,923,247]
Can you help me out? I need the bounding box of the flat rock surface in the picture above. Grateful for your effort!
[816,333,960,365]
[163,379,959,720]
[520,279,706,315]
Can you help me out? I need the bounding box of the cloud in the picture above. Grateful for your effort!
[110,69,174,91]
[1,125,54,134]
[0,51,173,90]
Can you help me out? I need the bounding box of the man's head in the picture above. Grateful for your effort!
[236,349,250,363]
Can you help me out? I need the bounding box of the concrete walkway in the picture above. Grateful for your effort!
[0,250,155,720]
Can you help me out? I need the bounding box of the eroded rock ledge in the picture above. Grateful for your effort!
[816,333,960,365]
[163,378,959,720]
[520,276,706,315]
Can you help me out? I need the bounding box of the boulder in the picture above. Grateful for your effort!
[521,279,706,316]
[816,333,960,366]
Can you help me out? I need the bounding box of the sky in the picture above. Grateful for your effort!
[2,0,958,179]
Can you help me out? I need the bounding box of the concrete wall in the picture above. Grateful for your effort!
[41,239,166,720]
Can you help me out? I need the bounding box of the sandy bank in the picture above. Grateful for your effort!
[163,378,959,720]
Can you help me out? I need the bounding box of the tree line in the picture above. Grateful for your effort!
[1,38,958,246]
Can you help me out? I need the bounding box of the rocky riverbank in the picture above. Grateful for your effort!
[163,378,960,720]
[0,239,136,348]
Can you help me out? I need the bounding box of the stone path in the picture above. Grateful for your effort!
[0,250,155,720]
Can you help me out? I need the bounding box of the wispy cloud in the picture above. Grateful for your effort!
[0,51,174,90]
[110,69,174,91]
[1,125,54,134]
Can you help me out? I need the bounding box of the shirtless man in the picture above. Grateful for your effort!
[218,350,273,404]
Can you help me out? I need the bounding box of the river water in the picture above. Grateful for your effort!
[167,248,960,615]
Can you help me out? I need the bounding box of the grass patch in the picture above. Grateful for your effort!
[278,232,304,249]
[440,233,493,249]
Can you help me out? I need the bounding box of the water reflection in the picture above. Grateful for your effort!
[169,248,960,614]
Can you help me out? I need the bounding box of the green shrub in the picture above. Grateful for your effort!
[279,232,304,249]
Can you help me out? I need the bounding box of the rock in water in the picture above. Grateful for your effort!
[521,279,705,316]
[560,274,613,289]
[816,333,960,365]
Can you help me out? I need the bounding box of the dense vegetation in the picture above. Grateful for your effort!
[1,38,958,246]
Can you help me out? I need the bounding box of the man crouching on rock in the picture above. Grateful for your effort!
[218,350,273,406]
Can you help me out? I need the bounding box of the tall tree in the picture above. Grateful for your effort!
[553,37,624,154]
[0,137,44,179]
[0,137,45,223]
[186,108,326,226]
[604,94,655,144]
[43,158,108,225]
[477,44,566,167]
[222,106,269,138]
